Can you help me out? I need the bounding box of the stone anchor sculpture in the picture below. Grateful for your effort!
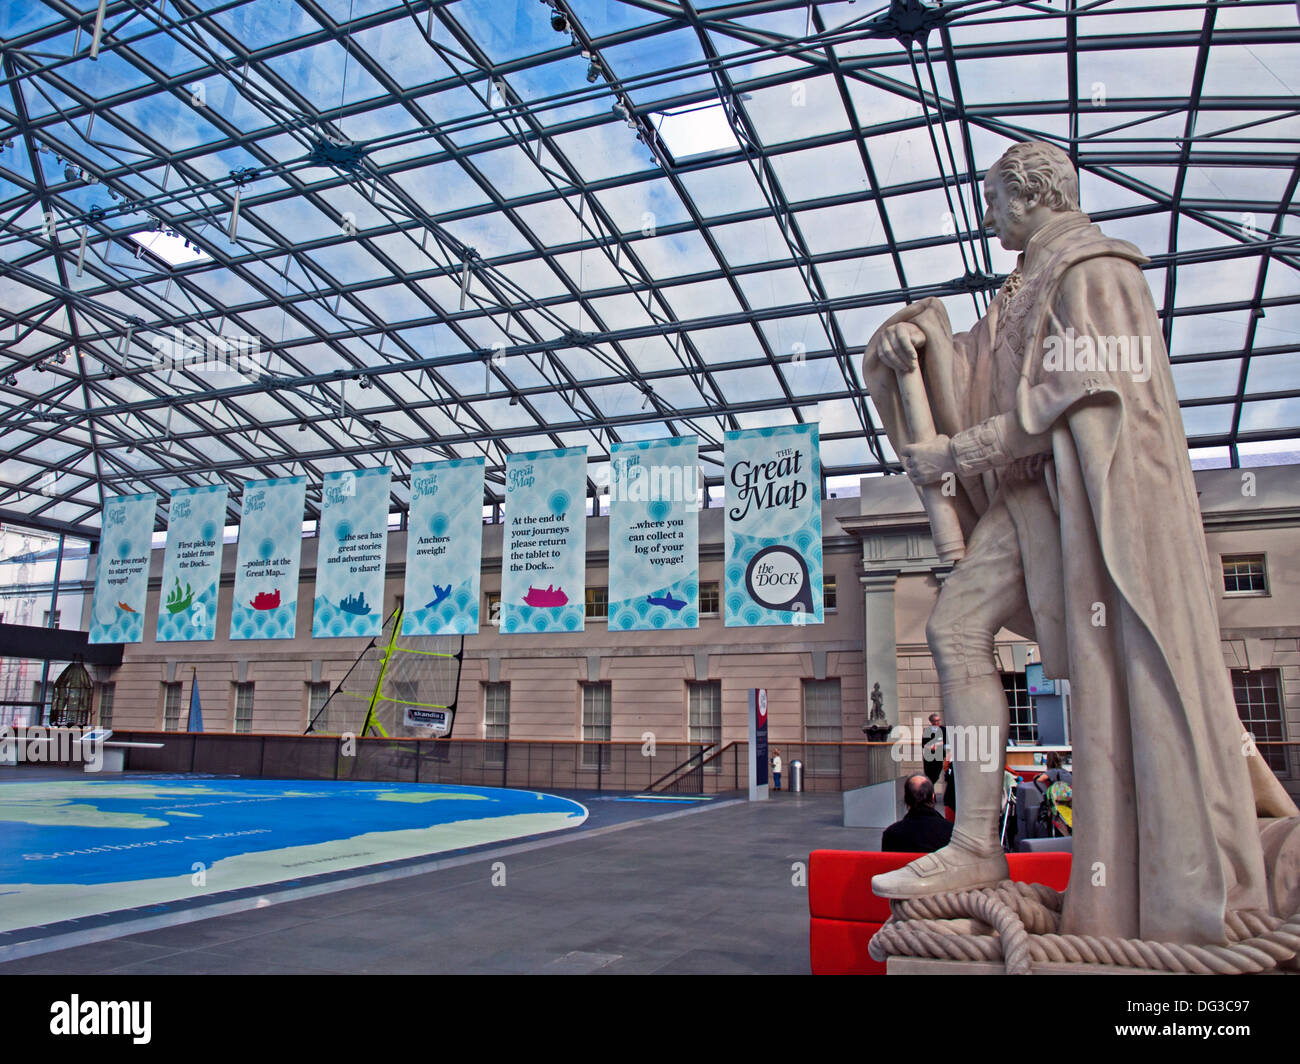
[860,140,1300,973]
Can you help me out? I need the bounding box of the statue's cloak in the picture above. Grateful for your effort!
[863,216,1268,943]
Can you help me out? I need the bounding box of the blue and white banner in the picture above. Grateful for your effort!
[724,423,823,627]
[402,457,484,636]
[230,476,307,640]
[500,447,586,634]
[608,436,699,631]
[156,485,227,643]
[88,492,157,644]
[313,467,392,639]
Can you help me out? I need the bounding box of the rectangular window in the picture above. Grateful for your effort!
[581,682,612,769]
[484,682,510,766]
[1222,554,1267,594]
[42,609,60,628]
[97,682,115,730]
[688,681,722,773]
[163,682,183,731]
[484,682,510,741]
[233,682,254,734]
[803,678,842,776]
[824,576,837,611]
[699,581,720,615]
[308,681,330,731]
[585,586,609,620]
[1001,672,1038,745]
[1233,669,1288,776]
[485,591,501,628]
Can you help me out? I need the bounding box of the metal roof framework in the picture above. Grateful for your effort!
[0,0,1297,539]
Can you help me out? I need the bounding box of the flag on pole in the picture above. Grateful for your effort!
[187,669,204,732]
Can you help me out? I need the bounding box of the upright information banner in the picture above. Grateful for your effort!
[608,436,699,631]
[724,423,823,627]
[500,447,586,634]
[313,467,392,639]
[402,457,485,636]
[156,484,228,642]
[88,492,157,644]
[229,476,307,640]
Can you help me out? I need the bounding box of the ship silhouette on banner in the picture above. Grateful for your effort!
[250,589,281,611]
[523,585,568,608]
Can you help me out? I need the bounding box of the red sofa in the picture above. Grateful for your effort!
[808,850,1072,974]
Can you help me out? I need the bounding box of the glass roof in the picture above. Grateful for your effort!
[1,0,1298,535]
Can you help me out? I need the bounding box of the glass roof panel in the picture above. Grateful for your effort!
[710,215,797,268]
[676,161,769,218]
[600,29,715,109]
[1201,44,1300,99]
[509,59,612,127]
[212,0,321,47]
[627,229,719,279]
[660,278,744,321]
[770,142,870,204]
[264,39,388,110]
[1240,397,1300,433]
[797,201,885,258]
[592,176,692,233]
[742,77,852,147]
[549,122,659,183]
[1171,359,1242,401]
[1246,351,1300,395]
[447,0,565,64]
[1180,403,1236,438]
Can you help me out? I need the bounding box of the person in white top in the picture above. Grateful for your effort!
[772,749,782,792]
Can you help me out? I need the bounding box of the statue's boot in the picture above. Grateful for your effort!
[873,678,1010,898]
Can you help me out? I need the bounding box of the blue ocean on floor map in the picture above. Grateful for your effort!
[0,778,587,887]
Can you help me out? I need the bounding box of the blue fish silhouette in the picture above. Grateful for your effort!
[646,592,687,611]
[425,584,452,610]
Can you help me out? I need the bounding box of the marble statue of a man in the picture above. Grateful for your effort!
[861,141,1270,945]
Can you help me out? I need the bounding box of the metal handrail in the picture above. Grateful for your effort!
[647,742,714,792]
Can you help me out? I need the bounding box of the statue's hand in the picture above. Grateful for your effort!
[901,436,954,485]
[865,321,926,375]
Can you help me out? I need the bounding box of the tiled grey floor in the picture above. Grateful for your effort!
[0,794,882,975]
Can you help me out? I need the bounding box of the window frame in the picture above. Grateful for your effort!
[233,681,255,734]
[802,677,843,777]
[162,681,183,731]
[1221,553,1269,597]
[580,681,612,770]
[1232,667,1289,778]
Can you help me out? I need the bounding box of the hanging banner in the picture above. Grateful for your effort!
[724,423,823,627]
[500,447,586,634]
[156,485,228,643]
[402,457,484,636]
[313,467,392,638]
[229,476,307,640]
[608,436,699,631]
[88,492,157,644]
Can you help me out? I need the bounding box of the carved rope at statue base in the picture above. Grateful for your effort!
[868,881,1300,975]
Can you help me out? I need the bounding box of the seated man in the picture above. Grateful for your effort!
[882,775,955,854]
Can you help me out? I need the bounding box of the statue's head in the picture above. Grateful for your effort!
[983,141,1080,251]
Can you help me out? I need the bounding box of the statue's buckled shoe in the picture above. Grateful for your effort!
[871,842,1009,899]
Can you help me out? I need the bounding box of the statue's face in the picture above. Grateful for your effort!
[982,167,1032,251]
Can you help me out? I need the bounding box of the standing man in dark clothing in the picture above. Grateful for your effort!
[882,776,955,853]
[921,713,945,787]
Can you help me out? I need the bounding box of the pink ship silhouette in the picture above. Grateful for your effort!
[250,588,281,610]
[523,584,567,608]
